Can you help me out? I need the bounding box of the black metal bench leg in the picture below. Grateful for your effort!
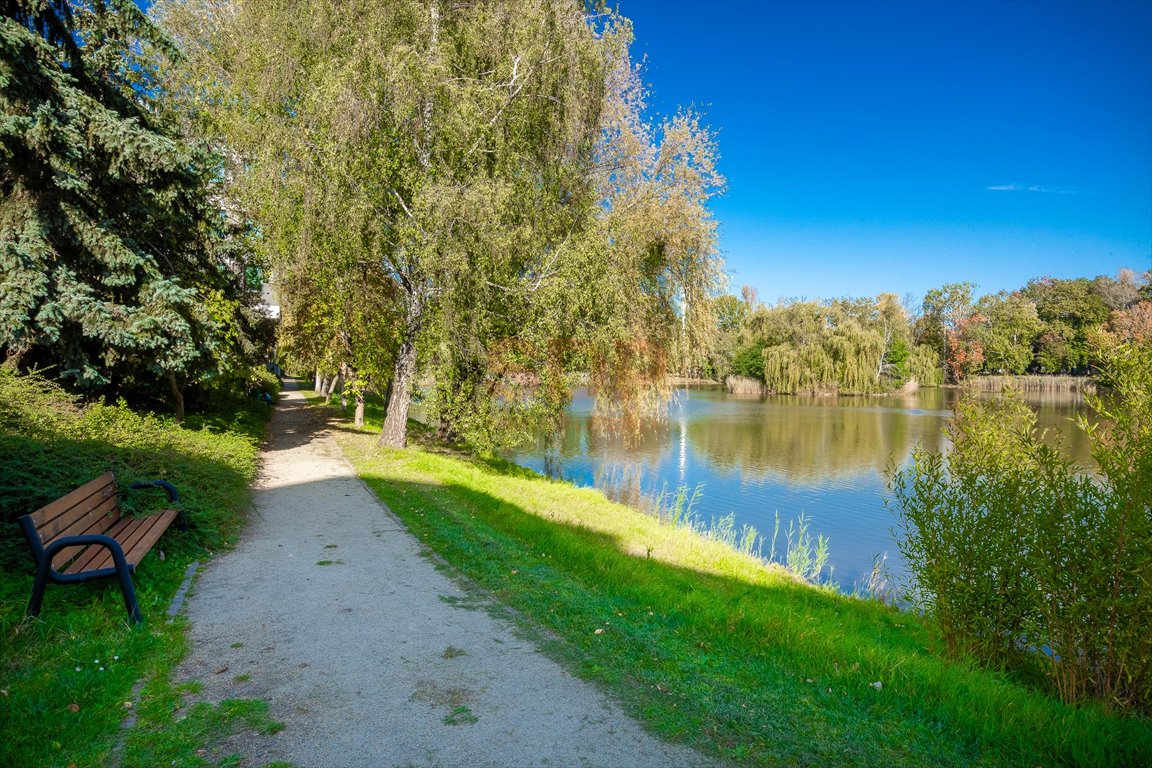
[27,562,49,618]
[114,561,143,624]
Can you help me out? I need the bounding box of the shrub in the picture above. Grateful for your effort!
[730,341,766,380]
[889,341,1152,713]
[250,366,282,399]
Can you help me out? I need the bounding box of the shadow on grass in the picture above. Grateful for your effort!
[0,379,268,768]
[345,449,1151,768]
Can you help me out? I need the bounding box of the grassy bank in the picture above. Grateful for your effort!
[0,371,272,768]
[326,399,1149,767]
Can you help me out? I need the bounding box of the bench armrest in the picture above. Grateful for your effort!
[129,480,180,503]
[128,480,187,530]
[41,534,128,573]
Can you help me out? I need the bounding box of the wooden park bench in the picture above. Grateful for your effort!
[18,472,185,623]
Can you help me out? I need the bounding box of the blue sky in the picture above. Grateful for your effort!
[617,0,1152,304]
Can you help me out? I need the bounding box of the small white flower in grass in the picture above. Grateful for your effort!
[94,659,100,664]
[75,667,81,672]
[99,667,105,672]
[114,655,119,660]
[870,681,882,690]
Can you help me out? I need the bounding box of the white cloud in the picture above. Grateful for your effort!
[986,184,1078,194]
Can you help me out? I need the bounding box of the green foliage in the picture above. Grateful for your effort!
[889,393,1041,665]
[758,302,891,394]
[160,0,724,448]
[730,340,766,379]
[889,343,1152,713]
[722,296,940,394]
[968,291,1043,374]
[0,369,266,768]
[0,1,266,402]
[335,421,1151,767]
[907,343,944,386]
[1023,277,1111,374]
[914,282,974,379]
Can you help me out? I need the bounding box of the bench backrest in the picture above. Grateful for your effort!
[22,472,124,550]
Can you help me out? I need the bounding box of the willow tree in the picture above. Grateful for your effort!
[584,52,725,395]
[159,0,724,448]
[752,297,939,394]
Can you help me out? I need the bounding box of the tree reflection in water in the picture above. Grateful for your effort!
[508,385,1095,588]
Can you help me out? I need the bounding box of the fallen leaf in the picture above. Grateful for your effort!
[870,681,883,690]
[594,628,605,635]
[122,701,133,709]
[68,703,80,713]
[214,666,229,674]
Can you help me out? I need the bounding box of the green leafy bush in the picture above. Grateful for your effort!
[730,341,766,380]
[889,342,1152,713]
[250,366,282,399]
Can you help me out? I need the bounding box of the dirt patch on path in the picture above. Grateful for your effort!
[173,382,721,767]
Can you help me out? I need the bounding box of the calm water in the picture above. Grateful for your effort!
[506,386,1094,590]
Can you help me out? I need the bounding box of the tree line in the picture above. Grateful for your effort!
[6,2,1147,442]
[3,0,723,448]
[710,270,1151,394]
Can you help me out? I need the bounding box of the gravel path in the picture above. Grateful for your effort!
[174,382,719,768]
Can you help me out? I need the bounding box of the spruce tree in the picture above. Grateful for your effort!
[1,0,246,413]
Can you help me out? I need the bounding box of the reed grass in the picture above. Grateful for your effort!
[724,375,766,395]
[963,374,1096,393]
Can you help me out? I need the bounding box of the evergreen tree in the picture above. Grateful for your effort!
[1,0,253,415]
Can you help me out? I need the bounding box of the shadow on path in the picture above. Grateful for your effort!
[173,382,720,768]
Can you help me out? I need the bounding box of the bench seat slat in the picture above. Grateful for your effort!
[122,509,178,565]
[48,500,128,571]
[67,510,178,574]
[56,516,137,574]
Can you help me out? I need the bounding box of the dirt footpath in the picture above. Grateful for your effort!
[173,382,720,768]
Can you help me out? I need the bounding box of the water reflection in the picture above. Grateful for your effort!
[508,386,1095,589]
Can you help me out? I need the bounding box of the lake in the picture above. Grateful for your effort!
[505,385,1095,591]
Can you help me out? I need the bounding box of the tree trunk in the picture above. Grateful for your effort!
[379,337,417,448]
[314,370,322,392]
[346,364,364,425]
[339,363,349,409]
[379,286,427,448]
[167,371,185,423]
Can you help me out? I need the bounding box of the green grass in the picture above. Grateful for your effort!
[327,401,1151,768]
[0,370,273,768]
